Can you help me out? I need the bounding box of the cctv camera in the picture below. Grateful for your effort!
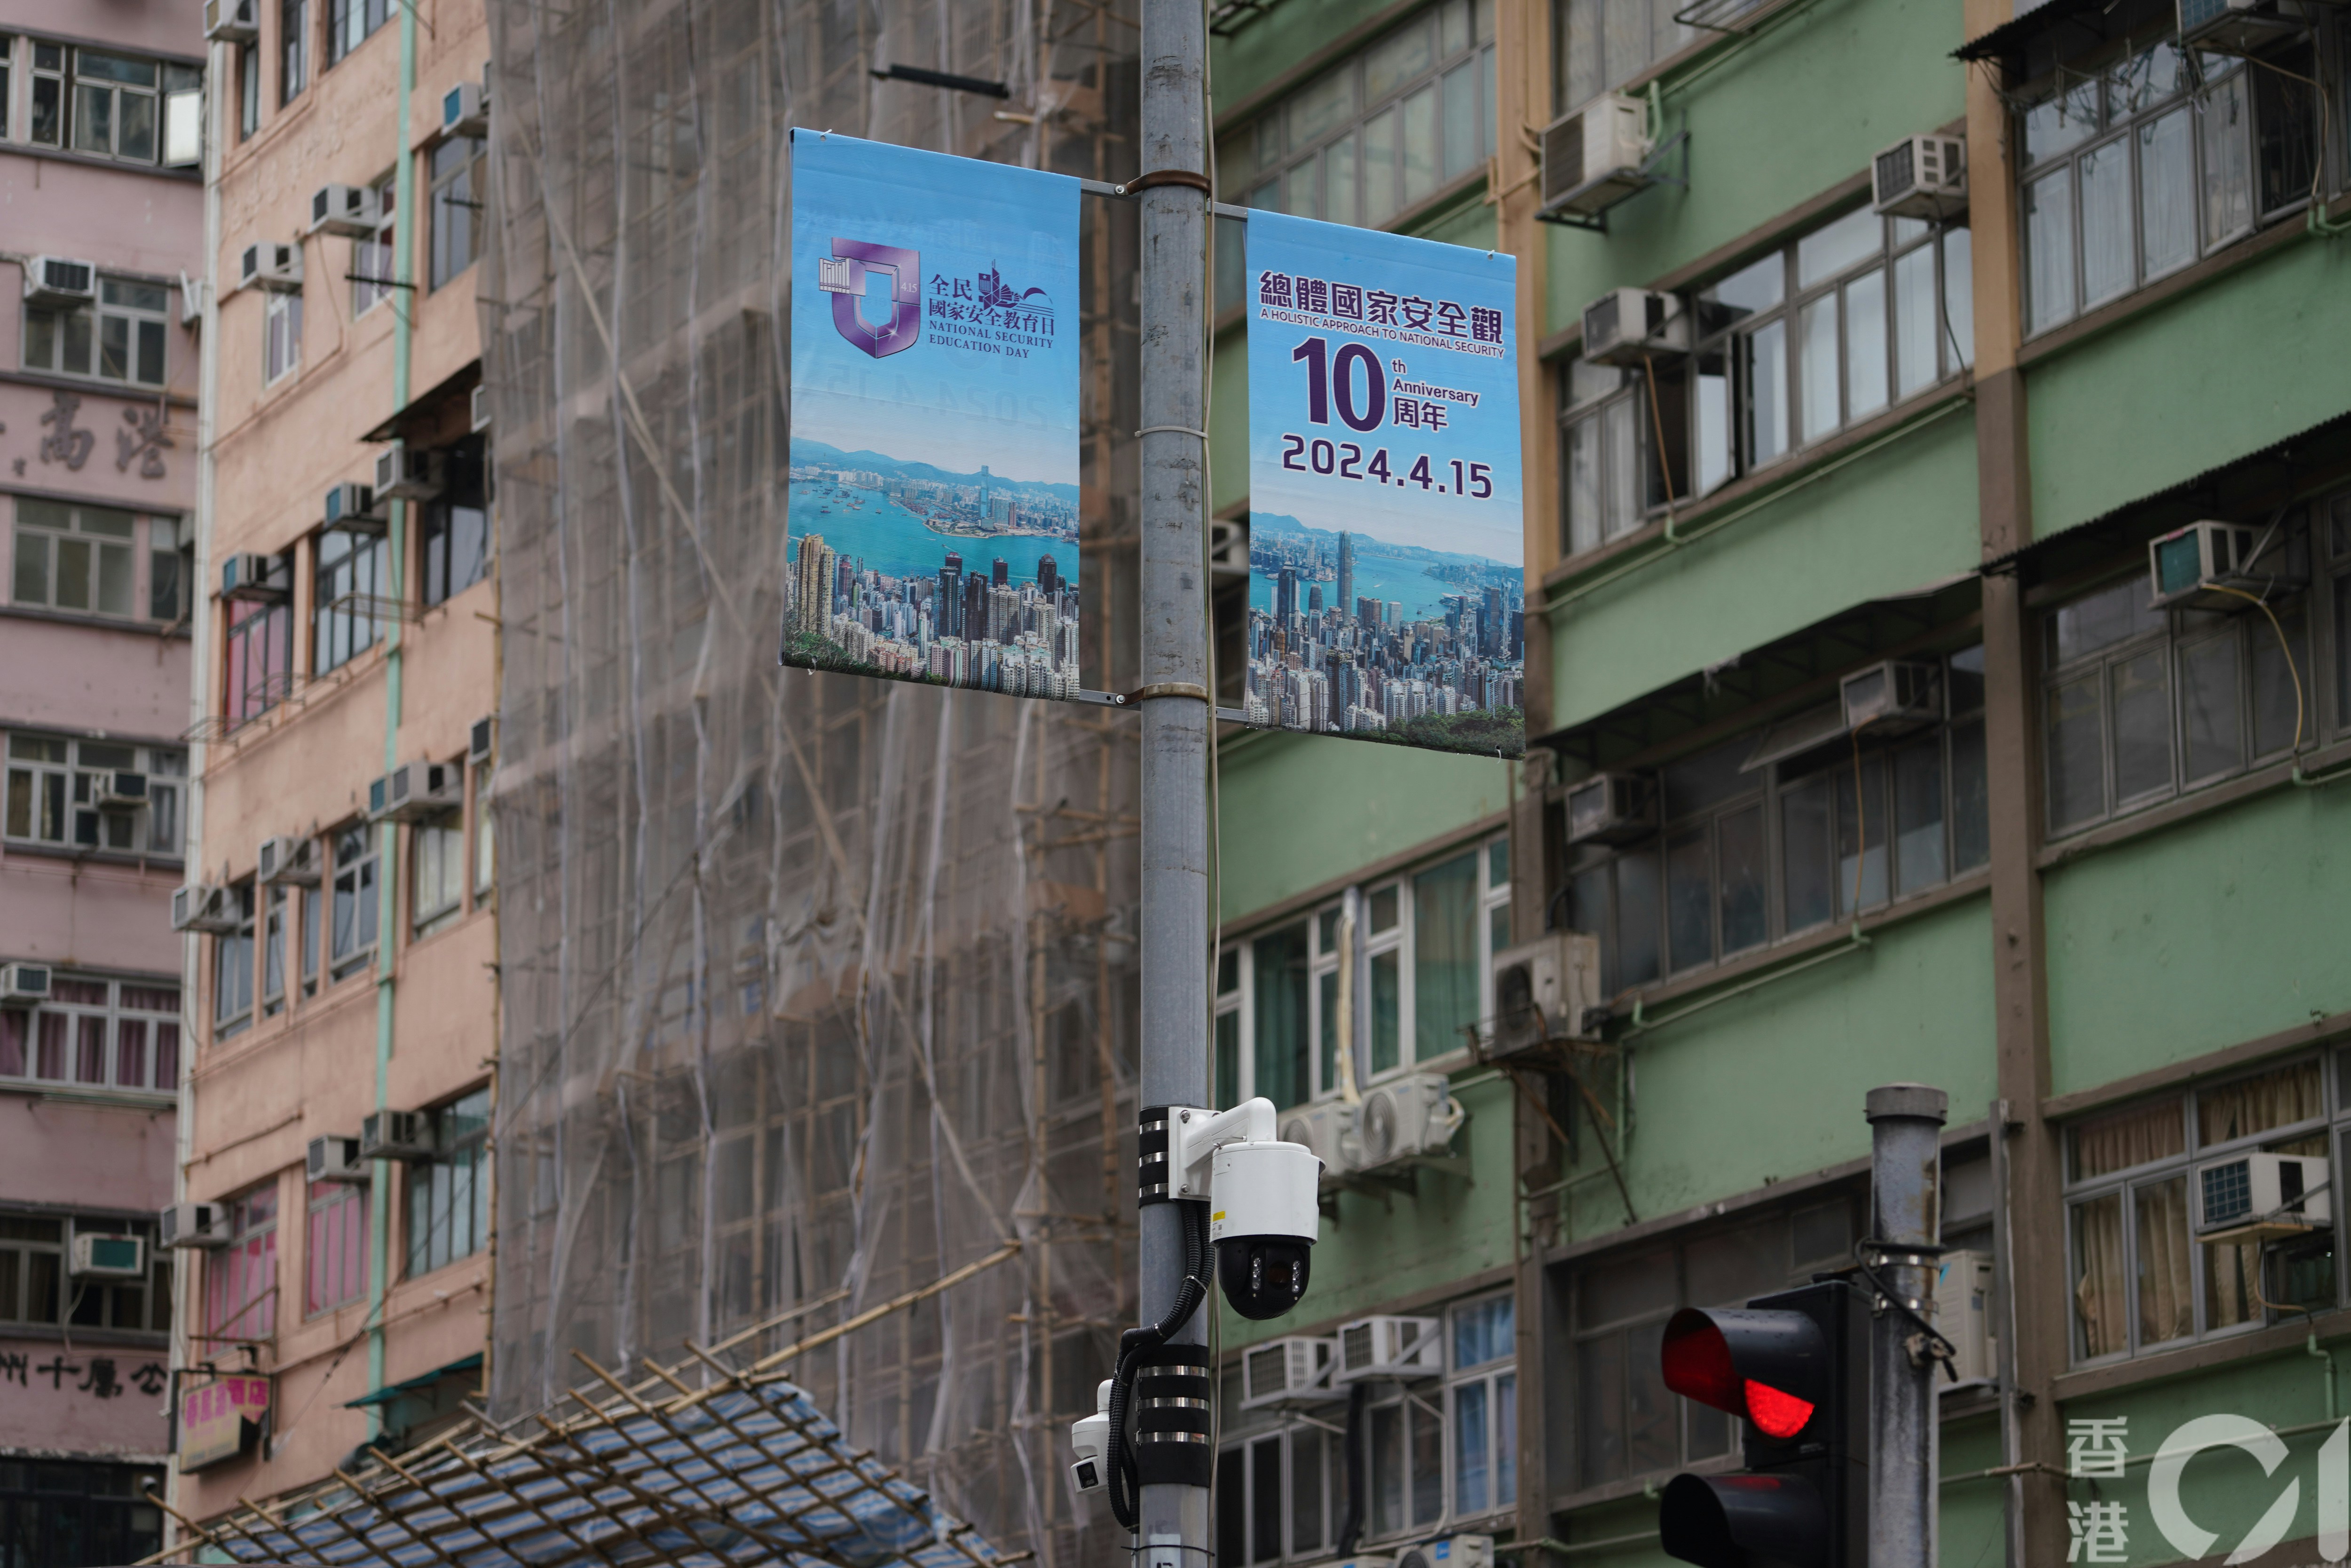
[1069,1378,1112,1494]
[1209,1137,1321,1321]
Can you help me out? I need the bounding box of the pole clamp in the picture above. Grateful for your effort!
[1124,683,1211,704]
[1118,169,1214,197]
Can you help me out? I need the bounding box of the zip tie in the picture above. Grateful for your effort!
[1135,425,1209,440]
[1117,169,1214,197]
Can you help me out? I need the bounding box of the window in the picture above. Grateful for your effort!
[304,1178,367,1315]
[0,37,10,141]
[2042,530,2318,835]
[329,824,379,979]
[1216,834,1509,1108]
[203,1184,278,1341]
[28,41,61,144]
[405,1087,489,1276]
[2019,40,2317,336]
[430,136,485,289]
[1554,0,1764,114]
[150,515,191,623]
[473,772,495,898]
[412,810,465,936]
[0,977,180,1092]
[0,1462,167,1567]
[1566,648,1987,992]
[261,886,288,1014]
[264,284,301,383]
[1568,1195,1854,1491]
[224,592,292,725]
[12,502,183,618]
[23,47,199,165]
[1447,1293,1517,1520]
[2067,1056,2337,1363]
[1217,1423,1339,1567]
[301,874,321,995]
[1213,0,1496,309]
[327,0,388,64]
[421,435,491,605]
[23,276,170,388]
[0,1216,172,1335]
[280,0,307,102]
[238,42,258,138]
[4,733,188,857]
[314,525,387,673]
[353,173,397,315]
[213,880,256,1039]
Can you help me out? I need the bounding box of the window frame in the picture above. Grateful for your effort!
[0,1213,174,1334]
[3,731,186,859]
[263,283,302,385]
[0,975,181,1094]
[326,0,388,66]
[203,1184,279,1343]
[352,171,398,315]
[429,134,486,290]
[404,1087,490,1278]
[212,880,257,1040]
[411,807,465,937]
[22,275,173,389]
[223,592,293,727]
[329,822,380,981]
[303,1177,368,1316]
[1444,1290,1518,1524]
[313,524,387,674]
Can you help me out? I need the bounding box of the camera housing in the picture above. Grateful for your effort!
[1068,1378,1112,1494]
[1210,1136,1322,1320]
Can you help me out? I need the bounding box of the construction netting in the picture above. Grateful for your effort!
[475,0,1148,1561]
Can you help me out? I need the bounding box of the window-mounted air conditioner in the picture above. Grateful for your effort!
[1581,287,1688,367]
[1241,1336,1341,1410]
[180,271,205,326]
[442,79,489,139]
[1490,932,1603,1056]
[1280,1101,1352,1176]
[308,183,380,238]
[257,834,322,889]
[1539,93,1652,220]
[468,716,497,769]
[161,1201,231,1249]
[205,0,261,40]
[323,481,384,531]
[308,1135,370,1183]
[70,1230,148,1280]
[238,242,302,292]
[1932,1250,1996,1386]
[1872,135,1967,220]
[172,883,243,935]
[1350,1072,1462,1171]
[361,1109,437,1161]
[0,963,52,1008]
[374,442,444,503]
[368,759,462,823]
[1333,1315,1443,1384]
[1395,1537,1495,1568]
[1564,771,1655,846]
[24,256,98,308]
[220,551,287,603]
[2147,520,2300,611]
[1840,659,1943,738]
[2178,0,2306,55]
[470,383,491,432]
[95,771,148,809]
[2195,1151,2331,1233]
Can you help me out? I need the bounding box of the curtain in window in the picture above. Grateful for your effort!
[2133,1177,2192,1345]
[2071,1096,2185,1180]
[2073,1192,2126,1357]
[2198,1059,2321,1144]
[1413,854,1479,1058]
[1252,925,1310,1108]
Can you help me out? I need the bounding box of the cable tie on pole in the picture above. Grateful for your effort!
[1124,682,1211,704]
[1135,425,1210,440]
[1117,169,1215,197]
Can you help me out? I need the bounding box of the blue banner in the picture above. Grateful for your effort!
[785,130,1084,700]
[1245,211,1523,757]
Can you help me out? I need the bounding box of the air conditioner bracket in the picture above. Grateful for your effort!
[1534,126,1688,231]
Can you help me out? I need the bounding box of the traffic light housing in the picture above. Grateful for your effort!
[1656,1279,1869,1568]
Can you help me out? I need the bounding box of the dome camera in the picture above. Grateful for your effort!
[1209,1137,1322,1321]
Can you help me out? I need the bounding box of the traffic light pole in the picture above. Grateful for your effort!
[1136,0,1214,1558]
[1865,1084,1949,1568]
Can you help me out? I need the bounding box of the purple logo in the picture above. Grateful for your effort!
[818,239,922,359]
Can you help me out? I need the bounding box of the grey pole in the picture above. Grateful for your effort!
[1865,1084,1948,1568]
[1136,0,1212,1559]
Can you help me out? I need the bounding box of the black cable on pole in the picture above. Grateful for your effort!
[1108,1199,1211,1531]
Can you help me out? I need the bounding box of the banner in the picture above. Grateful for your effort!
[1245,211,1523,757]
[785,130,1085,701]
[178,1372,268,1471]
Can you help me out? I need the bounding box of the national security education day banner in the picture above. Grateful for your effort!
[1246,211,1523,758]
[785,130,1083,701]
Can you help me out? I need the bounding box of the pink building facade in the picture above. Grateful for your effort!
[0,1,205,1557]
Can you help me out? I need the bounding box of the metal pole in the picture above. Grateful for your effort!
[1865,1083,1947,1568]
[1986,1098,2026,1568]
[1136,0,1212,1559]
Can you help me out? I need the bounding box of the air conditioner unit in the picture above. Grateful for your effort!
[1333,1314,1442,1384]
[1872,135,1967,220]
[1490,932,1603,1056]
[323,481,383,530]
[70,1230,148,1280]
[470,383,491,432]
[368,759,463,823]
[2178,0,2306,55]
[238,242,302,292]
[220,551,287,603]
[308,183,380,238]
[361,1109,437,1161]
[443,79,489,138]
[307,1135,370,1183]
[2195,1151,2331,1233]
[205,0,261,39]
[24,256,98,307]
[1280,1101,1353,1176]
[1539,93,1652,219]
[171,883,243,935]
[161,1201,231,1249]
[257,834,322,889]
[1241,1336,1340,1410]
[1564,771,1655,846]
[1351,1073,1463,1171]
[0,963,52,1008]
[1581,288,1688,367]
[2146,519,2299,611]
[180,271,205,326]
[468,716,497,768]
[1932,1250,1996,1385]
[1840,659,1943,738]
[95,771,148,809]
[1395,1536,1494,1568]
[373,443,444,503]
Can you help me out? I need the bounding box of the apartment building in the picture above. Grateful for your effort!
[0,2,203,1557]
[167,0,496,1528]
[1204,0,2351,1567]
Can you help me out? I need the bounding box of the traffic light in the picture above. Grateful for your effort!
[1656,1279,1869,1568]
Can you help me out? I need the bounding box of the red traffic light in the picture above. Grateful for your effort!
[1660,1307,1827,1441]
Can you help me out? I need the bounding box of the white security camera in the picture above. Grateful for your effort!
[1167,1097,1323,1322]
[1069,1378,1112,1494]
